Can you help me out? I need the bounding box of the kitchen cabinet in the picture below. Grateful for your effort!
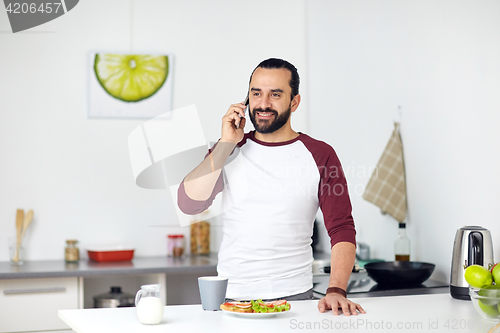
[0,277,79,333]
[0,255,218,332]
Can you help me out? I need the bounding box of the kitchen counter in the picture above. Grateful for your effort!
[0,254,218,279]
[1,254,449,301]
[59,294,499,333]
[313,273,449,298]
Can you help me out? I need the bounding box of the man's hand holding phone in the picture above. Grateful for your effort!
[221,100,247,144]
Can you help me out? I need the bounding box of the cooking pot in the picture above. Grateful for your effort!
[364,261,435,286]
[93,286,135,308]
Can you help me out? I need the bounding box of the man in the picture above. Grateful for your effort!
[178,58,365,316]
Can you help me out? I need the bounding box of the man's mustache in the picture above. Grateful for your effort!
[252,108,278,115]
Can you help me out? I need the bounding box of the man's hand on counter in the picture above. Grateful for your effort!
[321,242,365,315]
[318,293,366,316]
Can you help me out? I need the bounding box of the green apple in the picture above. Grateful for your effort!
[478,285,500,305]
[465,265,493,288]
[478,299,500,317]
[492,263,500,285]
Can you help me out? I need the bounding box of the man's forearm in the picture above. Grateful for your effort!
[183,141,236,201]
[318,241,365,315]
[328,242,356,291]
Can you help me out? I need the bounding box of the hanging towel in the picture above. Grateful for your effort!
[362,122,407,222]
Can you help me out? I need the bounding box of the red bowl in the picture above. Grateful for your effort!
[87,249,134,262]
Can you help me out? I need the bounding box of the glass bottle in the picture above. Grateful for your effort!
[394,223,410,261]
[65,239,80,263]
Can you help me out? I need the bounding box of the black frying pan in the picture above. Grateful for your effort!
[364,261,435,286]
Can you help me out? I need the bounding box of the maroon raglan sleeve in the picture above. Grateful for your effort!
[177,175,224,215]
[300,135,356,248]
[177,144,224,215]
[177,134,250,215]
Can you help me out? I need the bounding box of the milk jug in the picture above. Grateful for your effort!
[135,284,164,325]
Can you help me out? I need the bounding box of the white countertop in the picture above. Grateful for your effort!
[59,294,499,333]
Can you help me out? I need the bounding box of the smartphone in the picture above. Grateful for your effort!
[237,94,249,129]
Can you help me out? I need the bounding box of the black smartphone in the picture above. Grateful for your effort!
[237,95,249,129]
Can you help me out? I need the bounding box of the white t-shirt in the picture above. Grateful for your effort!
[178,131,356,300]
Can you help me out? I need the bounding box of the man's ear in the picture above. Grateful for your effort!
[291,94,301,113]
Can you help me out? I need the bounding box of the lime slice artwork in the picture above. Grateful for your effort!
[94,54,169,103]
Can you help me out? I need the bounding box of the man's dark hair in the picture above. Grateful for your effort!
[249,58,300,100]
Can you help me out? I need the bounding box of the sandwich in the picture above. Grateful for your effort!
[220,301,253,313]
[220,299,291,313]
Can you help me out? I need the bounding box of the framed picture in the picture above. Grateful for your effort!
[88,53,173,119]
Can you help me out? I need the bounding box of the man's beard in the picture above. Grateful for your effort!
[249,104,291,134]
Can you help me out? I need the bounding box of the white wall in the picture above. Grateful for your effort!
[2,0,498,284]
[308,0,500,282]
[0,0,309,260]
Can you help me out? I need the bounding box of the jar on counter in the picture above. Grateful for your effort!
[190,221,210,255]
[167,234,185,257]
[65,239,80,263]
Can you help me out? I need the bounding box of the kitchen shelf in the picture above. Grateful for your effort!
[0,254,218,280]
